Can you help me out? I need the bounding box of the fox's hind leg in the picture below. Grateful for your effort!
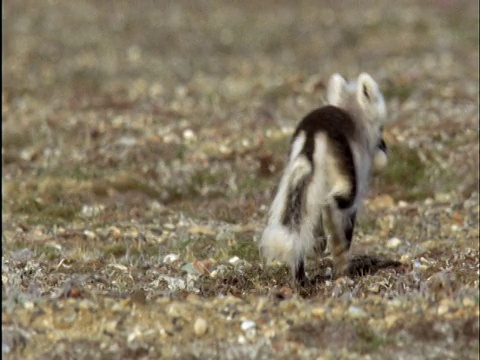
[325,206,356,277]
[292,258,307,286]
[292,208,327,286]
[344,211,356,247]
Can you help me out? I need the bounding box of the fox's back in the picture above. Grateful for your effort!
[292,105,356,161]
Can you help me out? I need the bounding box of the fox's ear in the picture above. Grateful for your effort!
[356,73,386,121]
[356,73,380,104]
[327,73,348,106]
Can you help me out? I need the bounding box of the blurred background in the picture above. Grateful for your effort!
[2,0,478,224]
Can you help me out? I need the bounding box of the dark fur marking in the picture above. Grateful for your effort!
[334,195,353,209]
[344,211,356,249]
[378,138,387,153]
[282,174,311,227]
[292,106,357,210]
[363,84,370,100]
[378,126,387,154]
[294,259,307,286]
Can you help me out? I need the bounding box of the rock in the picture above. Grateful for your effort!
[228,256,241,266]
[462,297,475,307]
[182,260,214,275]
[187,225,215,236]
[109,227,122,239]
[194,318,208,336]
[163,223,175,231]
[437,300,456,316]
[384,314,399,329]
[386,237,402,249]
[368,194,395,210]
[182,129,197,142]
[163,254,179,264]
[435,193,453,202]
[311,307,326,317]
[83,230,97,240]
[348,305,368,319]
[240,320,256,331]
[81,204,105,218]
[240,320,256,341]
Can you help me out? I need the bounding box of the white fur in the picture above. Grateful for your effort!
[261,132,321,264]
[373,150,388,172]
[328,72,389,173]
[298,133,329,257]
[260,132,333,267]
[265,132,307,236]
[327,73,388,135]
[261,72,389,279]
[356,73,387,124]
[327,73,348,105]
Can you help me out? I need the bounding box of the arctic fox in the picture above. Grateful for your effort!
[260,72,389,285]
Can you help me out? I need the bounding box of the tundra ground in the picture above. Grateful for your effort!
[2,1,479,359]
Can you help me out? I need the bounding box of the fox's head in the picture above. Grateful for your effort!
[327,72,387,131]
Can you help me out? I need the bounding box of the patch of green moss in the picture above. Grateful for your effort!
[129,243,160,260]
[228,234,259,263]
[383,84,415,102]
[10,196,79,226]
[341,29,360,47]
[165,167,230,204]
[35,243,61,261]
[69,68,104,93]
[262,83,293,103]
[263,134,289,155]
[104,244,127,258]
[354,323,391,353]
[110,175,161,198]
[240,175,274,193]
[376,144,432,201]
[190,168,224,191]
[173,236,217,262]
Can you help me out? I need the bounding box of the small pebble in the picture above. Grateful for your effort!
[311,307,326,317]
[183,129,196,142]
[384,314,399,329]
[237,335,247,344]
[194,318,208,336]
[163,254,179,264]
[438,303,451,316]
[240,320,256,331]
[462,297,475,307]
[109,227,122,239]
[83,230,97,240]
[413,260,427,271]
[241,320,256,341]
[23,301,34,310]
[228,256,241,265]
[386,237,402,249]
[347,305,368,318]
[163,223,175,230]
[435,193,452,202]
